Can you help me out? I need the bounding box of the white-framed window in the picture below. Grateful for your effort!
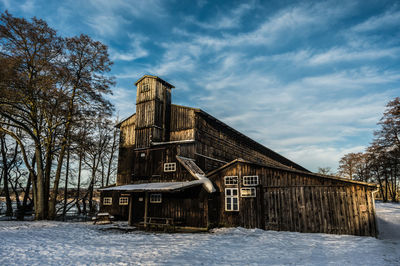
[150,194,162,203]
[119,197,129,205]
[243,176,259,186]
[224,176,238,185]
[225,188,239,211]
[164,162,176,172]
[241,187,256,198]
[141,82,150,92]
[103,197,112,205]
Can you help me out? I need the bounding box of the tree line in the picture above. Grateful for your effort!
[319,97,400,202]
[0,12,119,220]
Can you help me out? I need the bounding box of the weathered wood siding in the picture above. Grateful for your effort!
[117,114,136,185]
[132,144,196,183]
[100,191,130,220]
[129,187,209,228]
[195,113,289,172]
[169,105,196,141]
[209,162,377,236]
[135,76,172,148]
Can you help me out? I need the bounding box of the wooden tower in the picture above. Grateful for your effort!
[134,75,174,148]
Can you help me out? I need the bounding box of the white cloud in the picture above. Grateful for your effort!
[86,14,129,37]
[307,47,400,65]
[283,145,366,172]
[110,35,148,61]
[352,9,400,32]
[1,0,10,9]
[107,86,136,119]
[185,2,255,30]
[19,0,35,14]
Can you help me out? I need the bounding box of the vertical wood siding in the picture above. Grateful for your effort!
[209,162,377,236]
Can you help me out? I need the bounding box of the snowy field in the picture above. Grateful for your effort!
[0,202,399,265]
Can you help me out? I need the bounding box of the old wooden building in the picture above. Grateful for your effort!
[100,75,378,236]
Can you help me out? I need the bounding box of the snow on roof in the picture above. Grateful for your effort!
[99,180,204,192]
[176,156,216,193]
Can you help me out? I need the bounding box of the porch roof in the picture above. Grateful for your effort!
[99,180,205,192]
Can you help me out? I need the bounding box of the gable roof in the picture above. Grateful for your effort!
[134,75,175,88]
[115,113,136,128]
[207,158,377,188]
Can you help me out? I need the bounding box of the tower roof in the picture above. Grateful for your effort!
[134,75,175,88]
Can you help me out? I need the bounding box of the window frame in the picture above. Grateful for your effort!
[141,82,150,92]
[241,187,256,198]
[242,175,259,186]
[224,176,238,185]
[103,197,112,205]
[119,197,129,205]
[164,162,176,172]
[150,193,162,203]
[225,188,239,211]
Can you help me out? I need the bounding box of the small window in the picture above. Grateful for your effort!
[119,197,129,205]
[225,188,239,211]
[224,176,238,185]
[141,82,150,92]
[241,188,256,197]
[150,194,162,203]
[164,163,176,172]
[243,176,259,186]
[103,197,112,205]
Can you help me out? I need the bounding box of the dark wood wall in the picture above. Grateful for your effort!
[144,187,209,228]
[195,113,291,173]
[209,162,377,236]
[132,144,196,183]
[100,191,130,220]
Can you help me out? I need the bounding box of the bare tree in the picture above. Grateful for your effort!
[0,12,114,219]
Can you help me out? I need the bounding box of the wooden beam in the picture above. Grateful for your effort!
[128,193,133,226]
[144,192,149,229]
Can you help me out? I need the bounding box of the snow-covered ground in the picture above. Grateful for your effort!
[0,202,399,265]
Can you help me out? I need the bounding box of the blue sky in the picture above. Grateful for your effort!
[1,0,399,172]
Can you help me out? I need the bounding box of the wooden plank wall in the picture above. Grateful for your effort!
[119,114,136,147]
[169,105,196,141]
[100,191,130,220]
[135,77,172,148]
[131,187,208,228]
[209,162,377,236]
[264,185,376,236]
[195,114,289,173]
[132,144,196,183]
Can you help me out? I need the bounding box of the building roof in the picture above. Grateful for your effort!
[207,158,377,188]
[116,103,308,171]
[115,113,136,128]
[99,180,204,192]
[134,75,175,88]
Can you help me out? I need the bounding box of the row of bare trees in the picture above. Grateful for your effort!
[334,98,400,202]
[0,12,119,219]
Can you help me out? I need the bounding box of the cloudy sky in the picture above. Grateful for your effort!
[1,0,399,172]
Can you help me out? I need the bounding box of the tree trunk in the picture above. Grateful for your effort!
[49,86,77,219]
[35,143,47,220]
[106,128,117,186]
[0,136,13,216]
[62,147,70,218]
[76,150,83,215]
